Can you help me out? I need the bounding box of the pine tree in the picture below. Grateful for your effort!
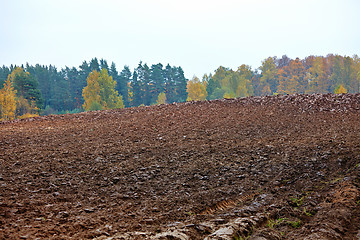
[0,65,10,87]
[141,63,151,105]
[79,61,91,80]
[131,70,142,107]
[118,65,131,107]
[174,67,188,102]
[64,66,83,109]
[89,58,100,72]
[100,59,109,71]
[150,63,165,104]
[163,64,176,103]
[31,64,52,109]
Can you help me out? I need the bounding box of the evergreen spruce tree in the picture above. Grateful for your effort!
[0,66,10,87]
[150,63,165,104]
[164,64,176,103]
[118,65,131,107]
[100,59,109,71]
[67,66,84,109]
[89,58,100,72]
[174,67,188,102]
[131,70,142,107]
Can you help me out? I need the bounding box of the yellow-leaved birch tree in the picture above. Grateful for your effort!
[0,76,17,121]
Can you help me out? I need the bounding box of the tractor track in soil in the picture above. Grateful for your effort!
[1,93,360,239]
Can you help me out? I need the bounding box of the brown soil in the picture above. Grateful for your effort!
[1,93,360,240]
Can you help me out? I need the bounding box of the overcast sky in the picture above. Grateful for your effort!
[1,0,359,78]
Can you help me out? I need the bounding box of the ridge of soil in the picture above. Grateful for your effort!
[1,93,360,239]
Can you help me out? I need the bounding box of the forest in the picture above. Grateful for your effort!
[0,54,359,121]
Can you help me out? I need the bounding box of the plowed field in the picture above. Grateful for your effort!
[1,94,360,239]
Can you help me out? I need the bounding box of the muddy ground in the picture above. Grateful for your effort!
[1,93,360,240]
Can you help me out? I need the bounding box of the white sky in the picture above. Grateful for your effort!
[1,0,359,78]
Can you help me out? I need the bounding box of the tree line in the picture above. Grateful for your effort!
[187,54,360,101]
[0,58,188,120]
[1,54,359,121]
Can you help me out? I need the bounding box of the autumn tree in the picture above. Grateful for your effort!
[342,56,357,93]
[354,55,360,92]
[210,66,237,99]
[98,69,124,109]
[274,58,307,94]
[186,76,207,101]
[82,69,124,111]
[308,57,328,93]
[288,58,307,93]
[235,64,253,97]
[334,85,347,94]
[276,69,287,95]
[0,76,17,121]
[330,55,344,93]
[212,66,233,93]
[259,57,277,95]
[156,92,166,105]
[127,82,133,106]
[82,70,101,110]
[223,91,236,99]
